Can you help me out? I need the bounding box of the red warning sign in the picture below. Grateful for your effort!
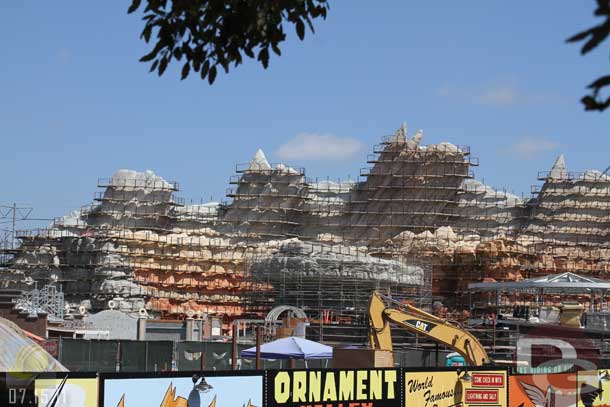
[465,389,499,404]
[471,373,505,387]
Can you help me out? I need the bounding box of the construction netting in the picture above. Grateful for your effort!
[59,339,172,372]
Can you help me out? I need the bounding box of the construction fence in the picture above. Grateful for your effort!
[54,338,458,373]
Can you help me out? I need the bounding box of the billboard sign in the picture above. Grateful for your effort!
[267,369,400,407]
[100,372,263,407]
[404,369,508,407]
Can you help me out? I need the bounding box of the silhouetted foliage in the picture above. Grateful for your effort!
[128,0,329,83]
[567,0,610,111]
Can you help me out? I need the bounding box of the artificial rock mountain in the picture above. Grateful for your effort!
[4,124,610,328]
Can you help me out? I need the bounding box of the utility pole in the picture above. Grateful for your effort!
[11,203,16,249]
[0,203,34,250]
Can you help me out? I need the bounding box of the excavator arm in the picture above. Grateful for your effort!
[368,291,490,366]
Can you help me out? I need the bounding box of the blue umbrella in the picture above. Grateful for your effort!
[241,336,333,360]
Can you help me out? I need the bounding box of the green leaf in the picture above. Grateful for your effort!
[181,62,190,80]
[139,42,162,62]
[296,19,305,40]
[201,60,210,79]
[132,1,330,81]
[588,75,610,89]
[139,50,157,62]
[304,16,315,33]
[173,48,183,60]
[271,43,281,56]
[158,57,168,76]
[149,59,159,73]
[566,28,593,43]
[208,65,217,84]
[582,26,610,54]
[141,24,153,42]
[127,0,141,14]
[582,95,599,111]
[258,48,269,69]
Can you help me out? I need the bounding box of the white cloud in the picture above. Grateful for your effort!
[505,137,559,159]
[437,79,555,107]
[276,133,364,161]
[478,84,520,106]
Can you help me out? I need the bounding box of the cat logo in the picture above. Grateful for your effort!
[415,321,429,331]
[404,319,436,333]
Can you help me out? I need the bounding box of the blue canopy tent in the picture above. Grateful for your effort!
[241,336,332,367]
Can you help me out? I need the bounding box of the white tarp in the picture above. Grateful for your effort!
[0,317,67,372]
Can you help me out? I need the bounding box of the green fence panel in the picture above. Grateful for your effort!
[120,340,147,372]
[89,340,118,372]
[59,338,91,371]
[146,341,173,371]
[205,342,233,370]
[176,341,207,371]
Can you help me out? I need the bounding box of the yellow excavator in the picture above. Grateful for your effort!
[368,291,490,366]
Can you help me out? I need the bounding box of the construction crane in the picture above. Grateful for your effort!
[368,291,490,366]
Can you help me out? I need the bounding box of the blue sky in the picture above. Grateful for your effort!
[1,2,609,225]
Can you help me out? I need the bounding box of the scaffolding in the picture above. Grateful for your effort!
[245,241,432,344]
[12,284,65,321]
[7,124,610,345]
[3,170,260,326]
[220,161,309,238]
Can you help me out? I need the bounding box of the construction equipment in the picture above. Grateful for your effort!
[559,302,584,328]
[367,291,490,366]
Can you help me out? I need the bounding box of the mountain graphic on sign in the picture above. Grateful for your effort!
[115,382,257,407]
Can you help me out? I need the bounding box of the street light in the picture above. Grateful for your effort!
[457,368,472,382]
